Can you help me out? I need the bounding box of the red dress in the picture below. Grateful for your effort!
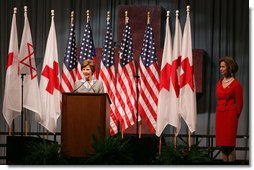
[216,79,243,146]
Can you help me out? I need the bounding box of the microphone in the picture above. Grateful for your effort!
[73,80,86,93]
[20,73,26,79]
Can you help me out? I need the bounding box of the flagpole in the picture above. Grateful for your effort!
[121,127,124,139]
[188,129,191,150]
[159,135,162,155]
[174,128,177,150]
[8,127,12,136]
[9,118,14,135]
[9,115,15,136]
[20,73,26,136]
[138,123,142,139]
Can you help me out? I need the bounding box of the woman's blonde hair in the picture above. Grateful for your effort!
[81,59,96,74]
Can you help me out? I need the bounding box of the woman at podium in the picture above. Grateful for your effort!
[74,59,104,93]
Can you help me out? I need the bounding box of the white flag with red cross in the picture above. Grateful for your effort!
[39,10,61,133]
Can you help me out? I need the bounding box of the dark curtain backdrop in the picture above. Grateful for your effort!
[0,0,249,160]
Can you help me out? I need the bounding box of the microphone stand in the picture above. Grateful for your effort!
[20,73,26,136]
[87,80,96,93]
[73,81,86,93]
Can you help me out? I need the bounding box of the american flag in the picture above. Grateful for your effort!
[77,18,96,79]
[61,17,78,92]
[115,21,137,131]
[99,14,118,135]
[138,23,159,132]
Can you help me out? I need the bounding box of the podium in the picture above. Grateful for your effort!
[61,93,110,157]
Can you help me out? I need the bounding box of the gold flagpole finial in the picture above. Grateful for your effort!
[51,10,54,17]
[176,10,179,17]
[166,10,170,18]
[13,7,17,14]
[125,11,128,24]
[147,11,150,24]
[107,11,110,22]
[187,5,190,13]
[71,11,74,23]
[24,6,27,14]
[86,10,90,23]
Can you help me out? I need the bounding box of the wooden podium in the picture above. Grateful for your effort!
[61,93,110,157]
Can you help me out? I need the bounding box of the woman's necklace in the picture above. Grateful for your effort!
[222,77,233,83]
[222,77,234,88]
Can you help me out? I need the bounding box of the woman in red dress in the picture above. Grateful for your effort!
[216,56,243,162]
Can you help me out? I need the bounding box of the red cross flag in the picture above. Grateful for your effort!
[2,7,21,127]
[179,6,197,133]
[156,11,181,136]
[39,10,61,133]
[18,6,42,121]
